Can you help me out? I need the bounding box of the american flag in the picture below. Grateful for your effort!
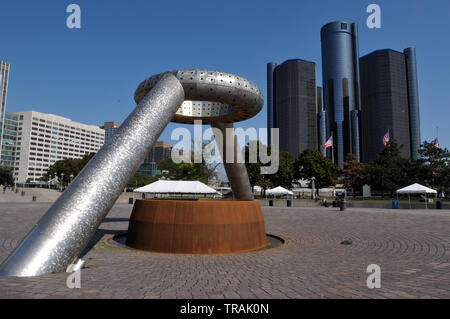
[323,136,333,150]
[383,130,390,147]
[431,137,440,148]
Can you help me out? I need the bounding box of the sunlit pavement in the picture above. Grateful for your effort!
[0,202,449,299]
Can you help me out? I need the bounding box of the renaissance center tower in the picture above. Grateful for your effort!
[320,21,361,168]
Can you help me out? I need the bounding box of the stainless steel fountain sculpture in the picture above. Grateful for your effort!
[0,70,264,277]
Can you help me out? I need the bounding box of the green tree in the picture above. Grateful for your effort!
[157,158,210,184]
[0,167,14,186]
[267,151,295,189]
[341,153,367,197]
[126,172,152,188]
[366,140,413,196]
[41,152,96,184]
[294,149,337,189]
[417,141,450,196]
[244,141,273,193]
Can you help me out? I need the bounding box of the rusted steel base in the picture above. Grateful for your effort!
[126,199,267,254]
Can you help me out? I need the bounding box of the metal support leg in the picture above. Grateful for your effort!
[212,122,254,201]
[0,74,184,277]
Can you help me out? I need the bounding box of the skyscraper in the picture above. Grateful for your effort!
[317,87,327,156]
[267,59,318,158]
[359,48,421,162]
[404,47,421,159]
[266,62,276,146]
[320,21,361,168]
[0,112,18,168]
[0,61,11,168]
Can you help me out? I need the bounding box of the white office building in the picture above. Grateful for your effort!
[12,111,105,184]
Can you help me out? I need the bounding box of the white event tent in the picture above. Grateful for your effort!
[266,186,294,198]
[134,180,221,198]
[396,183,437,208]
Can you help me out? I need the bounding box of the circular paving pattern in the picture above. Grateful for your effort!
[0,204,449,299]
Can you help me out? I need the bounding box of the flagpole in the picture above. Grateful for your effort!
[331,131,334,164]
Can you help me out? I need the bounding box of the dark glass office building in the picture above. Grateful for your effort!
[267,59,318,158]
[360,48,421,162]
[321,21,361,168]
[267,62,277,146]
[317,87,327,157]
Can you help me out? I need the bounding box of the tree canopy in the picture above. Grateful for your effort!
[294,149,337,189]
[417,141,450,195]
[0,167,14,186]
[157,157,211,184]
[244,142,295,191]
[342,153,367,195]
[41,152,96,184]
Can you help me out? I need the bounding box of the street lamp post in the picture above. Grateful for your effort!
[311,176,316,200]
[60,173,65,191]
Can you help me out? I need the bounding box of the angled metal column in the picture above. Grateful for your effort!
[212,121,254,201]
[0,74,184,277]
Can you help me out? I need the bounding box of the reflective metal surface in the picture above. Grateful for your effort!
[135,70,264,124]
[212,121,254,201]
[0,69,262,277]
[0,74,184,277]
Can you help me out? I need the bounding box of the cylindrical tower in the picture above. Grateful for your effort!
[319,111,327,156]
[321,21,361,168]
[267,62,277,146]
[404,47,421,160]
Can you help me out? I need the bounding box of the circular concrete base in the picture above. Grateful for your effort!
[126,199,267,254]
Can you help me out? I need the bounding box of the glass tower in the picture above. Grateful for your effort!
[360,48,421,162]
[268,59,319,158]
[266,62,277,146]
[321,21,361,168]
[404,47,421,160]
[0,61,11,168]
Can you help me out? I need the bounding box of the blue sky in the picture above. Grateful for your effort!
[1,0,449,149]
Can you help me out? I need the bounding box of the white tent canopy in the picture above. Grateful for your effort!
[396,183,437,194]
[396,183,437,209]
[134,180,220,194]
[266,186,294,196]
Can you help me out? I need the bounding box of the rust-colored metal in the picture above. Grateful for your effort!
[126,199,267,254]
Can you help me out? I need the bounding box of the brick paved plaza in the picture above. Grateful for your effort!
[0,202,449,299]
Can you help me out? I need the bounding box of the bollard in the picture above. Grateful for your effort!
[287,200,292,207]
[129,197,134,205]
[15,189,19,194]
[340,200,346,211]
[436,201,442,210]
[32,196,37,202]
[269,200,273,207]
[21,191,25,197]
